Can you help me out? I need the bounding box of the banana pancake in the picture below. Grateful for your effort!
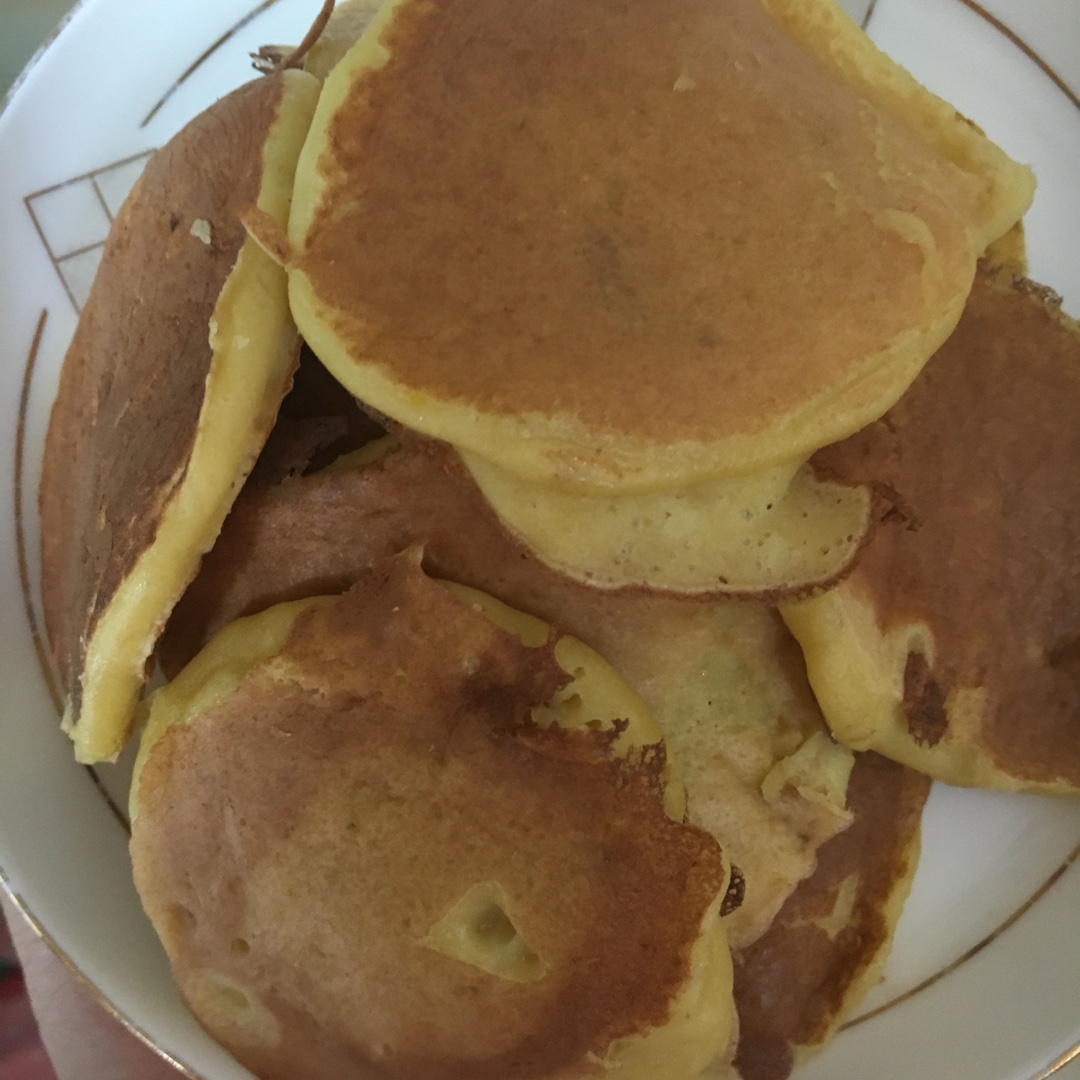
[726,754,930,1080]
[783,266,1080,793]
[283,0,1032,592]
[39,71,320,763]
[160,435,855,949]
[132,553,737,1080]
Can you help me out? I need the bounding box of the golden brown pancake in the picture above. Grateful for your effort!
[460,452,874,598]
[783,266,1080,793]
[132,553,737,1080]
[288,0,1032,495]
[38,71,320,763]
[727,754,930,1080]
[160,435,855,949]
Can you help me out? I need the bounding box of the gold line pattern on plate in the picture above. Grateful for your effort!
[1033,1044,1080,1080]
[23,149,154,314]
[141,0,286,127]
[0,876,206,1080]
[840,838,1080,1032]
[13,308,60,715]
[85,768,134,835]
[959,0,1080,112]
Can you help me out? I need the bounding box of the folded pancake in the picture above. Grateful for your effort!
[132,553,737,1080]
[783,266,1080,793]
[727,754,930,1080]
[160,435,856,949]
[38,71,320,764]
[283,0,1032,591]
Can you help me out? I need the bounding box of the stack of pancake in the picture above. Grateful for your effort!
[38,0,1079,1077]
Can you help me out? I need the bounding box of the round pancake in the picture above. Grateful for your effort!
[726,754,930,1080]
[160,434,857,949]
[287,0,1032,494]
[38,71,320,763]
[782,266,1080,793]
[132,553,737,1080]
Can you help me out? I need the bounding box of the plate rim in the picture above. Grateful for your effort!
[2,0,1079,1077]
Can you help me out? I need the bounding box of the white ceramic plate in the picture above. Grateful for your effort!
[1,1,1079,1077]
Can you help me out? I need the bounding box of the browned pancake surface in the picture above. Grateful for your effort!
[161,436,576,670]
[135,555,730,1080]
[39,75,288,699]
[732,754,930,1080]
[297,0,974,443]
[160,436,850,949]
[812,268,1080,786]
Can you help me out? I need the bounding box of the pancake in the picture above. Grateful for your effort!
[460,451,873,597]
[782,266,1080,793]
[282,0,1032,593]
[38,71,320,764]
[160,434,856,949]
[288,0,1031,491]
[131,553,737,1080]
[726,754,930,1080]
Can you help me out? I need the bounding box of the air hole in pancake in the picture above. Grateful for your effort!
[423,881,546,983]
[231,937,251,955]
[470,902,518,948]
[214,983,252,1014]
[162,903,197,950]
[184,969,281,1047]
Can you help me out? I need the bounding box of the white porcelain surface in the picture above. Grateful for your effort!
[0,2,1078,1078]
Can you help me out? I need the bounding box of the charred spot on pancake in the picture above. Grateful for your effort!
[902,651,949,748]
